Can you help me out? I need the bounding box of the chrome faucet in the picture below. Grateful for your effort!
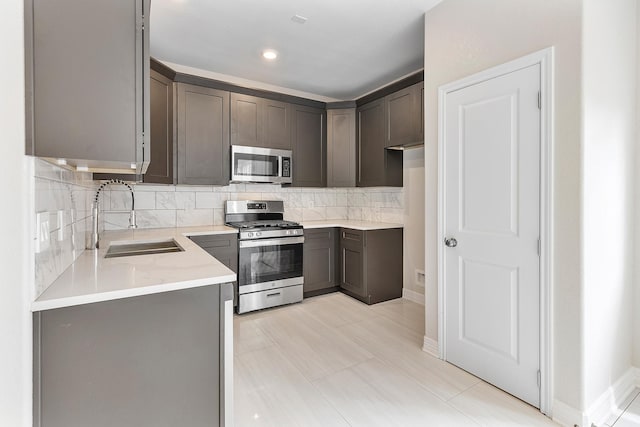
[87,179,137,250]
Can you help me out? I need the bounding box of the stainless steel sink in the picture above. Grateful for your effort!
[105,239,184,258]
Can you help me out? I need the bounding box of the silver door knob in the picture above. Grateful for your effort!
[444,237,458,248]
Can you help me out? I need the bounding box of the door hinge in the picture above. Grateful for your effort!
[537,370,541,388]
[537,91,541,110]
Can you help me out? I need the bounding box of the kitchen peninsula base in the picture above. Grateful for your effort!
[33,283,233,427]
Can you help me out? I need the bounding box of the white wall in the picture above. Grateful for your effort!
[635,3,640,370]
[581,0,637,412]
[0,0,30,425]
[424,0,583,412]
[403,147,425,299]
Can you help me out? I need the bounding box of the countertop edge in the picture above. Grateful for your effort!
[300,221,404,230]
[31,273,237,312]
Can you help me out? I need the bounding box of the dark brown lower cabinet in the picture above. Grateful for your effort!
[339,227,403,305]
[303,228,339,297]
[189,233,238,306]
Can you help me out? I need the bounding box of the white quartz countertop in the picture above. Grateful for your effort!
[32,226,238,312]
[300,220,403,230]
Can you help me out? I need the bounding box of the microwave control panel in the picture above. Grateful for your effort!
[282,157,291,178]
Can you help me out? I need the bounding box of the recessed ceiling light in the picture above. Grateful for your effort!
[291,14,308,24]
[262,50,278,60]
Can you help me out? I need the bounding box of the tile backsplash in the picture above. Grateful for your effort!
[33,159,95,297]
[31,163,403,298]
[99,183,404,231]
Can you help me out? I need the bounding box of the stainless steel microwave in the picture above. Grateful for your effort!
[230,145,292,184]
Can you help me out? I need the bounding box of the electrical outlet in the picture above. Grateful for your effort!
[415,269,426,288]
[35,212,50,253]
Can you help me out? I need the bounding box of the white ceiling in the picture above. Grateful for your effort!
[149,0,442,101]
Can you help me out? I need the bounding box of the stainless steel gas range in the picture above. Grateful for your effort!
[225,200,304,314]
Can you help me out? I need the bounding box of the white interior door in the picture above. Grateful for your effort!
[443,64,541,407]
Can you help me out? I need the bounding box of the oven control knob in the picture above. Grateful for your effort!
[247,232,254,238]
[256,232,262,237]
[286,230,291,235]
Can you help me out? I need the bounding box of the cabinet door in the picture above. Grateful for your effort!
[230,93,261,147]
[327,109,356,187]
[27,0,148,172]
[357,99,386,187]
[339,228,366,298]
[385,83,420,147]
[262,99,292,150]
[292,105,326,187]
[176,83,230,185]
[303,228,337,295]
[144,69,174,184]
[189,234,238,273]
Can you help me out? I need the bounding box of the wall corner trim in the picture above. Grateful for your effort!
[402,288,425,305]
[422,336,440,358]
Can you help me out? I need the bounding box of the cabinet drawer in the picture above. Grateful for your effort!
[340,228,363,245]
[238,284,303,314]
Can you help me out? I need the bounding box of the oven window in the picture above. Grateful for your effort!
[238,242,303,285]
[233,153,279,177]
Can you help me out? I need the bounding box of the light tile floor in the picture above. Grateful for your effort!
[607,389,640,427]
[233,292,559,427]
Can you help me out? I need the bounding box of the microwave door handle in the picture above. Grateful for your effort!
[278,155,282,179]
[238,237,305,248]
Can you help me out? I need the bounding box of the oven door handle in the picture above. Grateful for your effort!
[238,236,305,248]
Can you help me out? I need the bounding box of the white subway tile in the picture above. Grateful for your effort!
[314,193,336,207]
[347,207,363,221]
[195,192,217,209]
[156,192,177,209]
[302,207,326,221]
[213,208,225,226]
[177,209,214,227]
[326,206,348,220]
[131,184,174,192]
[135,210,176,229]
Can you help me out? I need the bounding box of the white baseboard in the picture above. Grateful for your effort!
[422,336,440,358]
[402,288,424,305]
[585,366,639,427]
[552,399,586,427]
[552,366,640,427]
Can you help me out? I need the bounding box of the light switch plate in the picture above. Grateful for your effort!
[35,212,50,253]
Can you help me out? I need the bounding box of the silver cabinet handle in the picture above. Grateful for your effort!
[444,237,458,248]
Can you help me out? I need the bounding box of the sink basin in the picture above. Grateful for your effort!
[105,239,184,258]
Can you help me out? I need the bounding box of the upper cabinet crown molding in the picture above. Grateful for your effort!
[25,0,150,174]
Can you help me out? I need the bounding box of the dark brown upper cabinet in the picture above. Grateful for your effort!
[176,83,230,186]
[143,69,174,184]
[231,93,292,150]
[356,99,388,187]
[291,105,326,187]
[25,0,150,174]
[385,82,424,147]
[327,108,356,188]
